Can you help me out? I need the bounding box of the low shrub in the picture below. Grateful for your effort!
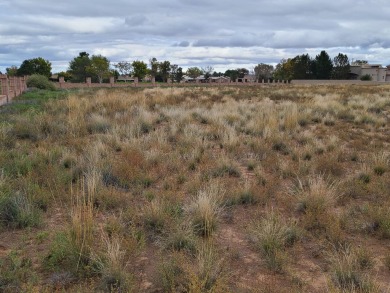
[26,74,56,91]
[360,74,372,81]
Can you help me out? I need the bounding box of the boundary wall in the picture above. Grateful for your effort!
[0,75,28,106]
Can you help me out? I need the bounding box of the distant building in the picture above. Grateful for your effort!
[209,76,230,83]
[237,74,256,83]
[117,75,135,82]
[350,64,387,82]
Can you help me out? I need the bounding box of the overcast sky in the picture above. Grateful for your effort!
[1,0,390,73]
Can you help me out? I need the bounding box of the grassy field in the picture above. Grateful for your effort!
[0,85,390,292]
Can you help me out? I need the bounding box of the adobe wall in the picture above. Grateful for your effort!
[290,80,387,85]
[0,75,28,106]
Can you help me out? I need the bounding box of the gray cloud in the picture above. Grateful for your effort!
[172,41,190,47]
[125,15,148,26]
[1,0,390,73]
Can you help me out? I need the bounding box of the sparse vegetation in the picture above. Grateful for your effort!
[1,84,390,291]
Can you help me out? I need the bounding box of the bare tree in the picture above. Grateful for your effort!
[114,61,132,76]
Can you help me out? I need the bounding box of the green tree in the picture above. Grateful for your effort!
[313,50,333,79]
[254,63,274,80]
[159,60,171,82]
[6,66,18,76]
[291,54,314,79]
[186,67,203,78]
[237,68,249,78]
[174,66,183,82]
[57,71,72,82]
[224,69,239,81]
[273,59,294,80]
[69,52,91,82]
[169,64,184,82]
[332,53,350,79]
[87,55,111,83]
[17,57,52,77]
[132,60,148,80]
[149,57,159,78]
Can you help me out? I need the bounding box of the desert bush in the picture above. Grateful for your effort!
[186,243,229,292]
[329,245,378,292]
[94,235,133,292]
[0,192,41,230]
[142,198,167,234]
[186,183,224,237]
[26,74,56,91]
[363,206,390,239]
[44,170,99,276]
[281,101,299,131]
[160,221,197,254]
[86,113,112,134]
[360,74,372,81]
[0,251,36,292]
[249,209,299,272]
[371,151,389,176]
[289,176,340,232]
[158,253,189,292]
[11,116,40,141]
[210,164,241,178]
[272,140,290,155]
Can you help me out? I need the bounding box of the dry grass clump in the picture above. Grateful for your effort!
[289,176,341,234]
[249,209,299,272]
[93,234,133,292]
[142,198,167,234]
[70,170,98,266]
[328,245,379,293]
[370,151,389,176]
[158,243,229,293]
[186,183,224,237]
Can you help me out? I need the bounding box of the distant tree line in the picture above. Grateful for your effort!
[3,50,358,83]
[273,51,351,81]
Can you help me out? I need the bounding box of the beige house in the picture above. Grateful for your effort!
[209,76,230,83]
[350,64,387,82]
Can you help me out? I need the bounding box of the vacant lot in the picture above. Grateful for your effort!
[0,85,390,292]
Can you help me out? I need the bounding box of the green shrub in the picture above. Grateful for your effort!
[0,193,41,229]
[26,74,56,91]
[360,74,372,81]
